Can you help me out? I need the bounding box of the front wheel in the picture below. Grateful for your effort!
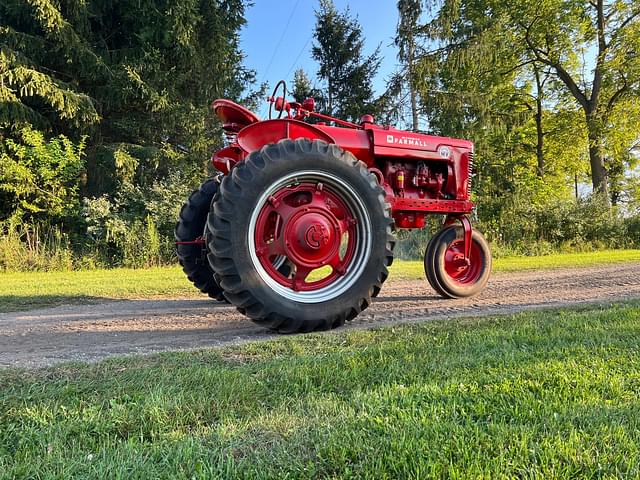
[207,139,395,333]
[424,226,491,298]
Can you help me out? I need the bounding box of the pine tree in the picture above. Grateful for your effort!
[312,0,381,122]
[1,0,254,226]
[292,69,314,103]
[395,0,422,131]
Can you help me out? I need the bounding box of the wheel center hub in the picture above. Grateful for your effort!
[305,223,329,249]
[285,209,339,267]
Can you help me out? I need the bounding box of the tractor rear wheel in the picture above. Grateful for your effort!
[424,225,491,298]
[207,138,395,333]
[175,179,226,301]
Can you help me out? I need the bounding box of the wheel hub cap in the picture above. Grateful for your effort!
[444,239,483,284]
[286,210,339,267]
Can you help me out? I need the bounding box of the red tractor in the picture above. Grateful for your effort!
[175,81,491,333]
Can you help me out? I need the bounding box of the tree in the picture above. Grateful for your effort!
[514,0,640,199]
[291,68,314,103]
[395,0,423,131]
[0,127,85,223]
[1,0,254,227]
[291,68,325,117]
[312,0,381,121]
[420,0,640,200]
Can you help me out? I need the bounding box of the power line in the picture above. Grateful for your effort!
[259,0,302,85]
[284,33,313,80]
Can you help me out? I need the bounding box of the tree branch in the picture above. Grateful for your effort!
[608,7,640,46]
[497,59,537,76]
[520,18,589,110]
[605,73,629,115]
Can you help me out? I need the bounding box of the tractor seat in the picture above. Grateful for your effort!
[212,99,260,132]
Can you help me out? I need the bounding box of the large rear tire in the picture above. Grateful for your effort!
[175,179,226,301]
[424,225,491,298]
[207,139,395,333]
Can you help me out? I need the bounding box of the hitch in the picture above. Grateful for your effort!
[175,237,206,246]
[175,236,208,265]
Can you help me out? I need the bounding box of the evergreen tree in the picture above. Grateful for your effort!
[395,0,422,130]
[311,0,381,121]
[1,0,254,228]
[291,69,314,103]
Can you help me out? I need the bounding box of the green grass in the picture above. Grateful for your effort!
[1,303,639,478]
[0,266,203,312]
[1,249,639,313]
[392,248,640,280]
[0,249,639,313]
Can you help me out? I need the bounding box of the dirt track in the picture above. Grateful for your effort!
[1,263,640,368]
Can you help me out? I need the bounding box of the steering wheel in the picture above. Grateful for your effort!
[269,80,287,119]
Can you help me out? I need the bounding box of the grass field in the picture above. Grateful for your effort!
[1,302,639,477]
[1,249,639,313]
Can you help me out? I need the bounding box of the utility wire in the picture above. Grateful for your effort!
[284,33,313,80]
[259,0,302,85]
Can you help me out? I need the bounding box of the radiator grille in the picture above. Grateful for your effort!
[467,151,474,197]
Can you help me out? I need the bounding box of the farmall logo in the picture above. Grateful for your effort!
[386,134,429,148]
[386,134,452,158]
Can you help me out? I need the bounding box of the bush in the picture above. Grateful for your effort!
[82,196,172,268]
[0,128,85,224]
[394,194,639,260]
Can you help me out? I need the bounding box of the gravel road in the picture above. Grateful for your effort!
[1,262,639,368]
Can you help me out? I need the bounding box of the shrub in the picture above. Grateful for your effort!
[0,128,85,224]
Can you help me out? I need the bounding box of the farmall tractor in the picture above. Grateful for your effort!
[175,81,491,333]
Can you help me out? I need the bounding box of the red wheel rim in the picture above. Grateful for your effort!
[253,181,358,292]
[443,238,484,285]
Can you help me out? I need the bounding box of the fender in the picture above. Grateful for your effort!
[237,119,335,153]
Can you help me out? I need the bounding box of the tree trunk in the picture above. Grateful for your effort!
[533,66,544,177]
[408,39,419,131]
[410,82,419,132]
[535,97,544,177]
[585,112,608,198]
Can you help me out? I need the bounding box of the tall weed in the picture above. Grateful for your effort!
[0,222,74,271]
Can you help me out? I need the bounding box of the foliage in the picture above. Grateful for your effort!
[415,0,640,198]
[0,127,85,223]
[1,303,640,476]
[0,0,254,266]
[1,0,254,180]
[81,169,198,267]
[478,193,632,254]
[290,68,326,120]
[291,68,314,103]
[0,1,638,270]
[312,0,382,121]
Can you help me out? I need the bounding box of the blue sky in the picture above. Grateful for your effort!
[240,0,401,117]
